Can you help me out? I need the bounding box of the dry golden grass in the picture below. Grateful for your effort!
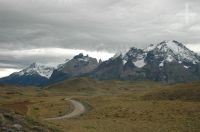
[28,96,70,119]
[143,81,200,101]
[0,85,70,120]
[1,101,31,115]
[47,95,200,132]
[1,79,200,132]
[46,77,162,95]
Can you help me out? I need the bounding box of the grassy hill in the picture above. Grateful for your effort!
[46,77,163,95]
[143,81,200,101]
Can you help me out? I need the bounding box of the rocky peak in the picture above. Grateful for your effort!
[29,62,37,68]
[73,53,92,62]
[99,59,102,64]
[156,40,188,52]
[13,63,54,79]
[145,40,200,64]
[73,53,84,59]
[56,53,99,76]
[124,47,145,60]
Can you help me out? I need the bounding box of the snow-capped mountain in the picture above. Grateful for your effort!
[145,40,199,64]
[120,40,199,68]
[14,63,54,79]
[0,40,200,86]
[89,40,200,83]
[0,63,54,86]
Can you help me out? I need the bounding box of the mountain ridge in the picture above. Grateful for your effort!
[0,40,200,86]
[88,40,200,83]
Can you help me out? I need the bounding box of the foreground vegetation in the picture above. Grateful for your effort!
[0,79,200,132]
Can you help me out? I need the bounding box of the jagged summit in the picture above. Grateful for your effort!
[29,62,37,68]
[109,40,200,68]
[73,53,84,59]
[146,40,189,51]
[1,40,200,86]
[73,53,91,62]
[13,63,54,79]
[122,47,146,67]
[89,40,200,83]
[145,40,200,64]
[57,53,98,71]
[52,53,99,79]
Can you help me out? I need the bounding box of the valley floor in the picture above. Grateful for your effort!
[0,80,200,132]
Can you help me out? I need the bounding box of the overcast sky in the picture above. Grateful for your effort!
[0,0,200,77]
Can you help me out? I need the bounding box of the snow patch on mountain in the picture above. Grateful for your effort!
[78,57,89,62]
[166,55,174,62]
[14,63,54,79]
[145,44,156,52]
[184,65,189,69]
[159,61,164,67]
[133,59,146,68]
[123,60,127,65]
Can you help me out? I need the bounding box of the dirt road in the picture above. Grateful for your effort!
[45,99,86,120]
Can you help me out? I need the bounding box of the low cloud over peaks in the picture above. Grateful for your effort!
[0,0,200,77]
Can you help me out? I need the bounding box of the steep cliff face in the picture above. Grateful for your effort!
[49,53,99,84]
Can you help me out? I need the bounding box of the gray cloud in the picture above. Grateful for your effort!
[0,0,200,73]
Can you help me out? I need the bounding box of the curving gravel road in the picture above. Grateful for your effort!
[45,99,86,120]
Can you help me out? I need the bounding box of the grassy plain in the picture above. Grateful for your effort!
[1,79,200,132]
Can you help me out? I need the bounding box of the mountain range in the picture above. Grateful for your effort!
[0,40,200,86]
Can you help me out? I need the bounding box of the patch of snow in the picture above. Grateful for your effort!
[157,44,162,50]
[184,65,189,69]
[17,71,25,76]
[178,61,182,64]
[36,66,54,78]
[133,59,146,68]
[123,60,127,65]
[165,40,180,53]
[144,44,156,52]
[78,57,89,62]
[166,55,174,62]
[193,61,197,64]
[159,61,164,67]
